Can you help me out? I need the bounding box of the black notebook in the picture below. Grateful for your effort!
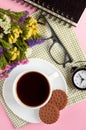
[15,0,86,26]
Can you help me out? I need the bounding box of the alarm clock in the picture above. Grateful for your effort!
[71,66,86,90]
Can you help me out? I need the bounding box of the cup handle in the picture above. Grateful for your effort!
[48,72,59,81]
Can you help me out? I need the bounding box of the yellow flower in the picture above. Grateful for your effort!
[13,28,18,33]
[23,17,39,39]
[13,28,22,38]
[8,34,14,44]
[8,37,13,44]
[23,27,33,40]
[32,30,37,35]
[8,26,22,44]
[25,17,37,27]
[8,35,17,44]
[10,47,20,61]
[28,17,37,26]
[10,53,18,61]
[10,35,14,40]
[14,32,20,38]
[13,28,22,34]
[13,38,18,43]
[18,29,22,34]
[13,47,17,52]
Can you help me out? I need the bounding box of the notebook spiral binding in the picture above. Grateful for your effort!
[12,0,85,27]
[25,0,75,27]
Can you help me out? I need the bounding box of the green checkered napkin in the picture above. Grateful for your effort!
[0,10,86,128]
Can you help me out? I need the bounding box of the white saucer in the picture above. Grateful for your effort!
[2,58,67,123]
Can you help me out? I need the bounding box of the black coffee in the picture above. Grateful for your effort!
[16,72,50,107]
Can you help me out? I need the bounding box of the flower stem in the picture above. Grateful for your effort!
[0,8,26,21]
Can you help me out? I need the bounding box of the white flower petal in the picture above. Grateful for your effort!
[25,48,32,58]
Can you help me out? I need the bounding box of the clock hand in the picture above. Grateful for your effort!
[79,74,84,80]
[80,79,86,88]
[78,74,84,84]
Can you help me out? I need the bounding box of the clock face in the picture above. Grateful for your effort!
[72,69,86,90]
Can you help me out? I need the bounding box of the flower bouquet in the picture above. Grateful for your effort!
[0,8,45,79]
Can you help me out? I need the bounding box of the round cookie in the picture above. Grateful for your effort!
[50,89,68,110]
[39,103,59,124]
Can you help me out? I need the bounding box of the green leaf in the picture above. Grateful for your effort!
[0,38,11,49]
[3,51,12,63]
[0,8,26,21]
[0,54,8,69]
[17,49,26,61]
[16,37,28,51]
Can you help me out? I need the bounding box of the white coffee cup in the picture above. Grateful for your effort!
[13,70,59,109]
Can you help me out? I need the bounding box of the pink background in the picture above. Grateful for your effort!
[0,0,86,130]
